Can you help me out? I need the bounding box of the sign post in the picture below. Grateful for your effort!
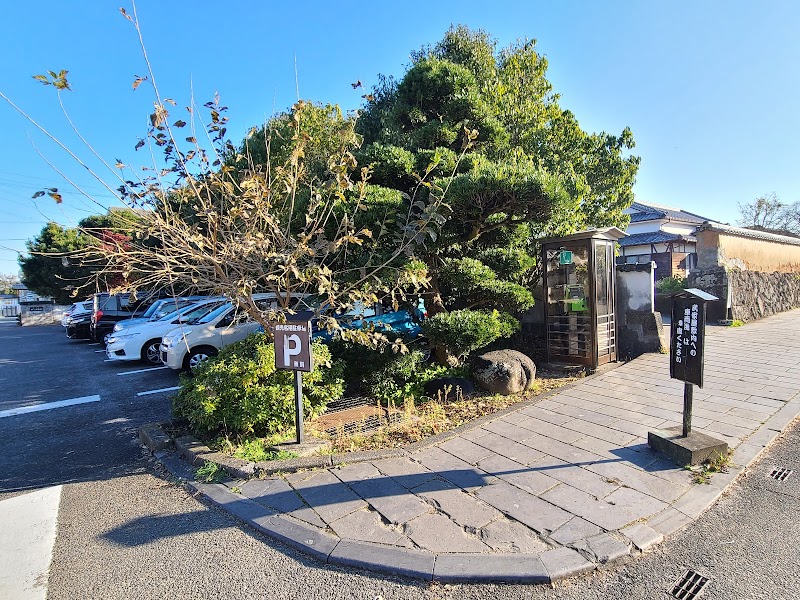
[274,313,313,444]
[668,290,715,436]
[648,288,728,464]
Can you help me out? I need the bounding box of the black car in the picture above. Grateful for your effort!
[65,311,94,339]
[89,292,162,343]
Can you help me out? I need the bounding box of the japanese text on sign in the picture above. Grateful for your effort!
[274,319,313,372]
[674,303,699,364]
[669,296,707,387]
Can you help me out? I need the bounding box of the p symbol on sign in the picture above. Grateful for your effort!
[283,334,301,367]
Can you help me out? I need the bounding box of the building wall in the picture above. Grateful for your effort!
[19,303,68,326]
[661,223,697,235]
[696,229,800,272]
[625,220,666,235]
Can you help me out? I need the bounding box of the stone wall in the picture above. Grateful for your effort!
[687,268,800,322]
[686,267,729,322]
[727,270,800,322]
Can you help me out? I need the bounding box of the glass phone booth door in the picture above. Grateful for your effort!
[543,233,619,370]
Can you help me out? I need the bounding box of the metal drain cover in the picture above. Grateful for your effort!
[669,570,710,599]
[769,467,793,481]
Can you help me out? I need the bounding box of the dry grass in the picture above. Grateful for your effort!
[321,370,580,453]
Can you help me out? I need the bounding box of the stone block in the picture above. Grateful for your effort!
[539,547,595,581]
[328,539,434,580]
[413,479,501,529]
[648,426,729,466]
[433,553,548,583]
[478,518,549,553]
[404,513,487,553]
[138,423,172,452]
[620,523,663,551]
[571,533,630,564]
[549,517,602,545]
[251,514,339,563]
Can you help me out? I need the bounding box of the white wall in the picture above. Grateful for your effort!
[617,264,655,312]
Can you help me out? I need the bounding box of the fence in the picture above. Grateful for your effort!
[0,305,20,317]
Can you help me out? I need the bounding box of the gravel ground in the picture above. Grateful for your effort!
[47,419,800,600]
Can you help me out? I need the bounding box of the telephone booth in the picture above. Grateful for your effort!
[541,227,626,371]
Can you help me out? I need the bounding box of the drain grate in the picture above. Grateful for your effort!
[769,467,793,481]
[324,411,404,437]
[669,570,710,599]
[325,396,372,412]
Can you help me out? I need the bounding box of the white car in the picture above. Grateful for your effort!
[160,294,289,372]
[106,298,225,365]
[110,296,208,335]
[61,301,93,327]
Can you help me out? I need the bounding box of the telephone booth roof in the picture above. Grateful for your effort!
[540,227,627,246]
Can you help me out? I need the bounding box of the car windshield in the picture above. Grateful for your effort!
[140,300,167,319]
[189,303,232,325]
[168,301,225,323]
[148,300,189,321]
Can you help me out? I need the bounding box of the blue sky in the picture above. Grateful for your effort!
[1,1,798,272]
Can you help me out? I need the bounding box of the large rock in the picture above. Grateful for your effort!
[472,350,536,395]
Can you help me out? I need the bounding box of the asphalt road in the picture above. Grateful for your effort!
[2,320,799,599]
[0,319,179,497]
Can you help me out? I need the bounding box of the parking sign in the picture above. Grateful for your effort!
[274,316,312,372]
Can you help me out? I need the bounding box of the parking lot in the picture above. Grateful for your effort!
[0,319,182,497]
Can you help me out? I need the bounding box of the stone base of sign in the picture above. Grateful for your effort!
[272,436,331,458]
[647,426,729,466]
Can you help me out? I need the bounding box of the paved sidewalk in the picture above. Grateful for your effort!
[169,310,800,583]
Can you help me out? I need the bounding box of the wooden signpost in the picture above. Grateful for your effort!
[648,289,728,465]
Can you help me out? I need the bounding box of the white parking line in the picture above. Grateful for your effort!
[0,395,101,418]
[103,359,114,362]
[94,349,105,353]
[116,366,169,376]
[0,486,62,600]
[136,386,181,397]
[88,343,101,346]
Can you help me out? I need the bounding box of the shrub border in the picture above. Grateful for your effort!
[140,361,620,478]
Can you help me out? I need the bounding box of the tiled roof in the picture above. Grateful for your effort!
[618,231,695,247]
[697,222,800,247]
[628,201,712,224]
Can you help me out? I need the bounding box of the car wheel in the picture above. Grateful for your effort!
[184,346,217,372]
[140,339,163,365]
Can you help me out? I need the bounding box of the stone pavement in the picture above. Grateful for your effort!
[162,309,800,583]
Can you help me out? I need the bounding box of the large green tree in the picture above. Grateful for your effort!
[19,210,141,304]
[19,222,93,304]
[355,26,640,362]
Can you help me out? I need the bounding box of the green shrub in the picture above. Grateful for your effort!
[328,340,467,406]
[327,337,400,385]
[362,350,449,406]
[173,333,345,436]
[655,275,687,294]
[422,309,519,358]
